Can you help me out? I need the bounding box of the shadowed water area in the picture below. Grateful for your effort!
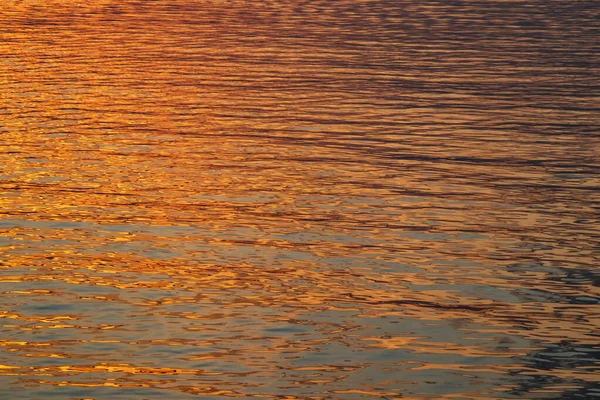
[1,0,599,398]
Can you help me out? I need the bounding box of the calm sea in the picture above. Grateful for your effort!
[1,1,599,398]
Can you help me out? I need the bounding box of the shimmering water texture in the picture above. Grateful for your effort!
[1,1,599,399]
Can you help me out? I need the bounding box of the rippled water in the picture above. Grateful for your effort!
[1,1,599,398]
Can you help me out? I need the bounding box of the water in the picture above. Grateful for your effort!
[1,1,599,398]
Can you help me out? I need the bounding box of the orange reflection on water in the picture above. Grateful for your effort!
[1,0,600,399]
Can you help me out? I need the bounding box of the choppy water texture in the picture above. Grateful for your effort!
[1,1,599,399]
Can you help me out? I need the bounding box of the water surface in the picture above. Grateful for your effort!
[1,1,599,398]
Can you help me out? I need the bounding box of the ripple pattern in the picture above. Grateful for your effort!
[1,1,599,399]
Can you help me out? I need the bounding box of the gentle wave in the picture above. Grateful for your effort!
[1,1,599,398]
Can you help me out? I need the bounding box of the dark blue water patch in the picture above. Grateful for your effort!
[404,282,523,304]
[0,219,202,238]
[568,296,600,305]
[0,384,206,400]
[273,231,376,245]
[399,368,509,396]
[524,342,600,371]
[264,324,313,334]
[0,279,122,296]
[507,372,598,400]
[397,231,449,241]
[5,354,83,368]
[20,301,75,314]
[188,359,256,375]
[511,288,564,303]
[507,262,564,276]
[550,268,600,288]
[321,256,425,273]
[70,340,130,355]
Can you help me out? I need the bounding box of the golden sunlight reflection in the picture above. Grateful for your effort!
[1,0,599,399]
